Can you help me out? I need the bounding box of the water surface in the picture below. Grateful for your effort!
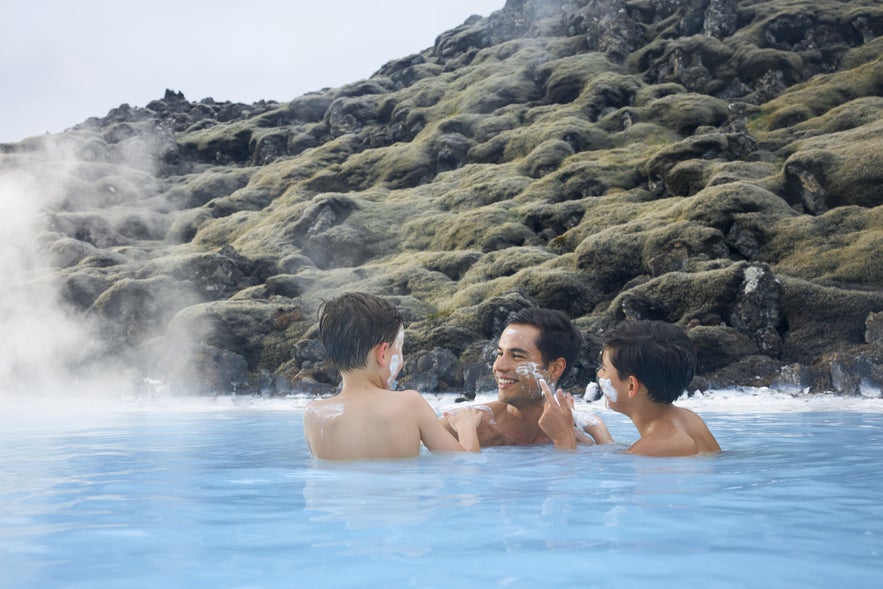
[2,393,881,588]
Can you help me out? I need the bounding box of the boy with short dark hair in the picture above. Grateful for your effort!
[303,292,482,460]
[596,319,720,456]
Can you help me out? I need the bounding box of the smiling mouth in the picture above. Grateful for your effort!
[496,375,518,386]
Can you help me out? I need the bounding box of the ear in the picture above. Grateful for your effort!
[548,358,566,383]
[627,375,641,398]
[373,342,390,367]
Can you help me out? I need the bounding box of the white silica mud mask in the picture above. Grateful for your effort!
[516,362,548,398]
[387,328,405,389]
[573,411,600,430]
[598,378,618,403]
[387,354,400,388]
[515,362,542,379]
[516,361,560,405]
[442,404,496,425]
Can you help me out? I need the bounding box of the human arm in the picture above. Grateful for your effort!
[413,392,481,453]
[573,411,614,445]
[442,407,485,452]
[438,413,457,437]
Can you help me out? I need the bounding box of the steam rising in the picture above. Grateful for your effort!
[0,140,141,399]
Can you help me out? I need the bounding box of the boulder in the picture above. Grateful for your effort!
[5,0,883,396]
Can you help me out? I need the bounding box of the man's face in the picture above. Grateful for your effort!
[492,323,550,407]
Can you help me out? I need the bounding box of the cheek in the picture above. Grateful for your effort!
[598,378,619,403]
[387,354,401,387]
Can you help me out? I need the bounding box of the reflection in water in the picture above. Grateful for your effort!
[2,404,883,588]
[301,457,484,556]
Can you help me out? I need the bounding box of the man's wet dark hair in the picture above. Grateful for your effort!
[318,292,403,371]
[603,319,696,404]
[507,307,583,382]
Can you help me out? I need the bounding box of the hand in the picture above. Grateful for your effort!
[537,378,577,450]
[573,410,614,445]
[443,406,486,433]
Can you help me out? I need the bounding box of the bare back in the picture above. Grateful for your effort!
[304,388,464,460]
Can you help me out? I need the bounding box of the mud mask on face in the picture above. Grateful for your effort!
[598,378,618,403]
[387,328,404,388]
[515,362,548,398]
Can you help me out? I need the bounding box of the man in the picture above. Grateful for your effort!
[441,308,613,448]
[545,319,721,456]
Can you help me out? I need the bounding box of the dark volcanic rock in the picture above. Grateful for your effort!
[4,0,883,397]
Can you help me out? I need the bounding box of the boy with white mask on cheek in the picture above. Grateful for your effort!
[594,319,720,456]
[303,292,483,460]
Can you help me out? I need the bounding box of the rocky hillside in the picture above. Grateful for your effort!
[3,0,882,398]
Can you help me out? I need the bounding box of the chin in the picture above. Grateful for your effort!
[497,388,521,405]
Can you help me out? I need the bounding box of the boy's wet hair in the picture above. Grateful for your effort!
[603,320,696,404]
[318,292,403,371]
[507,307,583,382]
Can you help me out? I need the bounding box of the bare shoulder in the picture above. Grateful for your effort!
[304,396,339,424]
[675,406,721,453]
[474,399,506,417]
[389,389,437,416]
[630,407,720,456]
[398,388,430,405]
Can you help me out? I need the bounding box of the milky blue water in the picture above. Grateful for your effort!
[2,394,882,589]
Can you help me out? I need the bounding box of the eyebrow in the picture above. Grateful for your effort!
[499,346,533,355]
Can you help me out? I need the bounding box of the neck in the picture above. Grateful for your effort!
[628,401,675,435]
[339,369,385,393]
[505,398,545,425]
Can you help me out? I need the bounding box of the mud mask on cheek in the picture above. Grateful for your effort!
[387,329,405,388]
[598,378,618,403]
[387,355,400,387]
[515,361,556,402]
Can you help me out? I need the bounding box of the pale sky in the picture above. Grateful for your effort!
[0,0,504,143]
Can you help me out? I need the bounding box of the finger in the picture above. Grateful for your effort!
[539,378,557,405]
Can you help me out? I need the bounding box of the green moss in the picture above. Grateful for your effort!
[766,103,815,131]
[765,206,883,285]
[643,93,730,135]
[452,58,542,115]
[460,246,556,285]
[609,263,746,325]
[439,175,531,211]
[634,83,686,107]
[607,122,681,148]
[752,55,883,132]
[520,139,575,178]
[538,53,618,104]
[843,36,883,69]
[674,182,797,229]
[783,119,883,207]
[501,115,610,161]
